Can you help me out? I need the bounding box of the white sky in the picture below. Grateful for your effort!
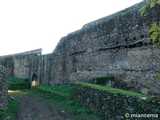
[0,0,142,56]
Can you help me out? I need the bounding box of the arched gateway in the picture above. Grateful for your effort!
[31,73,38,87]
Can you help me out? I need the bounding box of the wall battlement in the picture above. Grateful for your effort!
[0,1,160,94]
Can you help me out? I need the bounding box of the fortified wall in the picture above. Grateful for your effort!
[0,1,160,94]
[49,2,160,94]
[0,49,42,83]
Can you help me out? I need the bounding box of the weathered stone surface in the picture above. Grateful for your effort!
[70,83,160,120]
[50,1,160,94]
[0,49,42,84]
[0,1,160,94]
[0,65,8,109]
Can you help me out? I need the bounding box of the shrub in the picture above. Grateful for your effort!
[0,97,19,120]
[88,76,114,86]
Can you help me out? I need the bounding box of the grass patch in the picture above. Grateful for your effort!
[34,84,70,97]
[30,84,100,120]
[74,81,147,97]
[8,77,30,90]
[8,77,26,84]
[0,97,19,120]
[31,91,100,120]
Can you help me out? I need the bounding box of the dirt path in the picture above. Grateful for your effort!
[9,92,66,120]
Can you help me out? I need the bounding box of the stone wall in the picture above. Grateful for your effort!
[0,1,160,94]
[39,54,53,84]
[13,55,30,78]
[0,65,8,109]
[0,49,42,81]
[47,1,160,94]
[70,82,159,120]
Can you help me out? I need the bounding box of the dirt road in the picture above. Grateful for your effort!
[9,92,66,120]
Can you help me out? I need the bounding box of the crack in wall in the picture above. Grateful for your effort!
[69,39,153,56]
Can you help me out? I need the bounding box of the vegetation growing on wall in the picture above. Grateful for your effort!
[140,0,160,46]
[74,82,146,97]
[71,82,159,120]
[8,77,30,90]
[88,76,114,86]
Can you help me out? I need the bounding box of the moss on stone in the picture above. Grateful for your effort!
[8,77,31,90]
[74,81,146,97]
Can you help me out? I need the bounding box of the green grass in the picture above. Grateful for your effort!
[8,77,27,84]
[6,81,148,120]
[8,77,30,90]
[35,84,70,97]
[29,84,101,120]
[0,97,19,120]
[74,81,147,97]
[32,91,100,120]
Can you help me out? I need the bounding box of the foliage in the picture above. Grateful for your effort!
[140,0,160,46]
[0,97,19,120]
[30,84,100,120]
[140,0,160,16]
[149,23,160,46]
[8,77,31,90]
[140,0,160,79]
[140,5,147,16]
[88,76,114,86]
[0,108,8,117]
[8,77,28,84]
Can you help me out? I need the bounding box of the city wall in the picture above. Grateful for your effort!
[0,1,160,95]
[48,2,160,94]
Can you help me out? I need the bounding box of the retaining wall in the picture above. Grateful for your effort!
[70,82,160,120]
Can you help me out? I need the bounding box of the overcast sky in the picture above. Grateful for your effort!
[0,0,142,56]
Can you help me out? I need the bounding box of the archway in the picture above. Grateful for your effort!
[31,73,38,87]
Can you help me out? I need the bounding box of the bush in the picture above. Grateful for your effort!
[8,77,31,90]
[88,76,114,86]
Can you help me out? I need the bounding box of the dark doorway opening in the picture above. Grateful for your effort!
[31,73,38,87]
